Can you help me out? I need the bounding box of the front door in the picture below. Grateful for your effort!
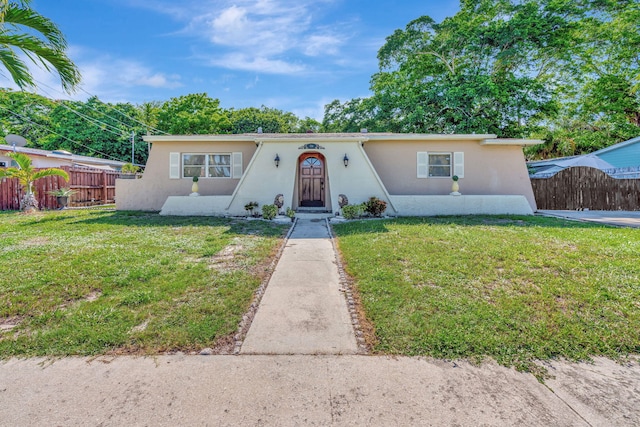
[299,154,325,207]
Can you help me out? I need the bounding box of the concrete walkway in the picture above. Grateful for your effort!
[241,218,358,355]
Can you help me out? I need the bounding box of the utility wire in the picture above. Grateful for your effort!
[0,104,129,163]
[33,83,128,137]
[34,79,169,135]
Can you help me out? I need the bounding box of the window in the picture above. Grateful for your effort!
[428,153,451,177]
[417,152,464,178]
[182,153,231,178]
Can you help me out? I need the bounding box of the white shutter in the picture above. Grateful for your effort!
[169,152,181,179]
[232,152,243,178]
[453,152,464,178]
[417,152,428,178]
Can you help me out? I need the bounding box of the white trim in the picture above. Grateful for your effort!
[232,152,243,178]
[417,152,428,178]
[453,152,464,178]
[481,138,544,146]
[169,152,180,179]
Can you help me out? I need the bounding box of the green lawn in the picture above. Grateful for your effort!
[333,216,640,374]
[0,210,288,357]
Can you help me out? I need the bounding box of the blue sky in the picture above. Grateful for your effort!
[26,0,461,120]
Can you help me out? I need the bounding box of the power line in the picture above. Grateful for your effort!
[34,79,169,135]
[33,83,131,137]
[0,104,129,163]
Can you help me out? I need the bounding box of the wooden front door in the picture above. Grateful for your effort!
[299,155,325,207]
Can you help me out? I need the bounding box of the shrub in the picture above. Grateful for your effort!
[285,207,295,218]
[121,163,139,174]
[363,197,387,217]
[342,204,364,220]
[244,201,259,216]
[262,204,277,220]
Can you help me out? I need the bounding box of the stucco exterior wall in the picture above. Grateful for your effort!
[116,140,256,211]
[226,139,394,215]
[117,133,540,214]
[364,139,537,210]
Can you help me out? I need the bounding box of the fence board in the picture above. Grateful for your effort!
[0,166,120,211]
[531,167,640,210]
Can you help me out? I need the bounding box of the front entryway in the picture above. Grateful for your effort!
[299,153,325,208]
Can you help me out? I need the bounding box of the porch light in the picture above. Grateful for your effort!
[274,154,280,168]
[343,154,349,167]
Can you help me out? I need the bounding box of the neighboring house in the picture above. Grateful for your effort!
[528,135,640,178]
[0,144,127,170]
[116,132,542,216]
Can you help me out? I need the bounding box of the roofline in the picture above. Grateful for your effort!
[0,144,127,166]
[592,135,640,156]
[142,133,542,146]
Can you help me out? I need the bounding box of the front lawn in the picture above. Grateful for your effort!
[333,216,640,374]
[0,210,288,357]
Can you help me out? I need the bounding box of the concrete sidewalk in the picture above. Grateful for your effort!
[240,218,358,355]
[1,355,639,426]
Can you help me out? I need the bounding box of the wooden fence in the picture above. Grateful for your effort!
[531,166,640,210]
[0,166,120,211]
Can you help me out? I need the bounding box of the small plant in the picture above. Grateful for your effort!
[244,201,259,216]
[192,176,199,182]
[48,187,77,197]
[285,207,295,219]
[121,163,139,174]
[342,203,364,220]
[262,204,277,220]
[363,196,387,217]
[452,175,459,181]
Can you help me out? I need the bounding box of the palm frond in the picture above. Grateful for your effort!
[3,5,67,51]
[32,168,69,182]
[0,2,80,92]
[0,45,33,88]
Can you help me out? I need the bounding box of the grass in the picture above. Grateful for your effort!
[0,210,288,357]
[333,216,640,375]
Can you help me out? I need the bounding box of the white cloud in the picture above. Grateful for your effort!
[171,0,349,74]
[208,53,306,74]
[303,34,343,57]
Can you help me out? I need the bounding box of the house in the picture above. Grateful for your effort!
[0,144,127,170]
[528,135,640,179]
[116,132,542,216]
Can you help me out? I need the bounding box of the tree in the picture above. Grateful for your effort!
[0,88,54,143]
[0,0,80,92]
[0,151,68,212]
[227,106,299,134]
[367,1,576,136]
[39,96,148,164]
[156,93,231,135]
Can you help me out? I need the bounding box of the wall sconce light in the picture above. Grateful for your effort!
[343,154,349,167]
[274,154,280,168]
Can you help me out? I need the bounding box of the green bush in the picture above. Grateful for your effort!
[262,204,277,220]
[363,197,387,217]
[342,204,364,220]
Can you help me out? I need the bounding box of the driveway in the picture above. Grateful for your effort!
[537,210,640,228]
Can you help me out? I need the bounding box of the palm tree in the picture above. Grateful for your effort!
[0,151,69,212]
[0,0,80,92]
